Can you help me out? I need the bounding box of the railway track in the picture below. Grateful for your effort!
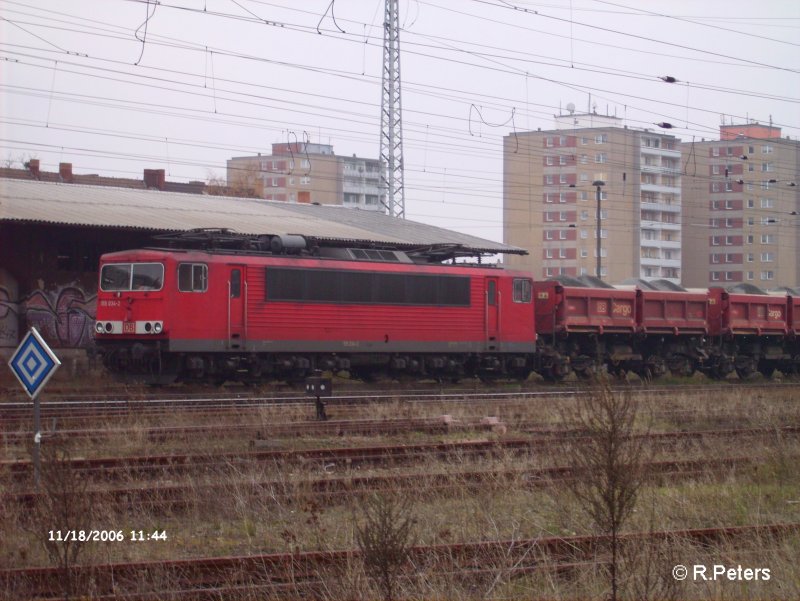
[3,523,796,600]
[4,425,797,485]
[4,381,797,426]
[7,449,795,510]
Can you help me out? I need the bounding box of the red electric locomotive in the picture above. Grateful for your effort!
[94,236,537,384]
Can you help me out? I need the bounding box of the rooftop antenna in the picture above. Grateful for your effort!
[379,0,405,218]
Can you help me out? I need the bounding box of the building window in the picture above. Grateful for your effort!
[581,249,588,258]
[580,229,588,239]
[559,155,567,165]
[559,211,568,221]
[595,134,608,144]
[711,254,720,264]
[746,271,754,280]
[711,237,720,246]
[711,272,720,281]
[746,253,754,262]
[559,174,568,184]
[712,147,720,157]
[761,198,774,209]
[559,248,567,259]
[762,145,773,154]
[760,253,774,262]
[545,249,554,259]
[579,191,588,200]
[545,175,554,184]
[559,230,568,240]
[761,234,775,244]
[761,271,774,281]
[595,153,607,163]
[546,137,554,147]
[545,231,553,240]
[546,156,554,165]
[746,235,754,244]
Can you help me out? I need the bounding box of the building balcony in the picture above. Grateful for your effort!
[640,257,681,268]
[641,182,681,194]
[641,219,681,231]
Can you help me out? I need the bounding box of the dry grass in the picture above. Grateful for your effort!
[2,385,799,599]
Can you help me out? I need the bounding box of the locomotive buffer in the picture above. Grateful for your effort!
[305,370,332,420]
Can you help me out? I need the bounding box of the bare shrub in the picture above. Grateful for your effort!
[561,379,649,601]
[24,442,97,600]
[354,492,416,601]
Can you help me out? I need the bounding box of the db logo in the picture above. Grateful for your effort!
[537,292,549,300]
[768,309,782,319]
[123,322,135,334]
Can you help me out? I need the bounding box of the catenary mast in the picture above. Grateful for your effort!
[379,0,405,218]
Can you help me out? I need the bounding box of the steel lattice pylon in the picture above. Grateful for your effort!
[380,0,405,218]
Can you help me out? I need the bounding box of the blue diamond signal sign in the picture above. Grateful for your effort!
[9,327,61,399]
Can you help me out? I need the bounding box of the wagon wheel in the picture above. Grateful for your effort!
[734,357,757,380]
[757,363,775,379]
[668,356,695,378]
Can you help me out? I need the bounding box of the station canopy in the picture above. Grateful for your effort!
[0,179,524,260]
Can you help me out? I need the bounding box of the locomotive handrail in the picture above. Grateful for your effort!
[244,281,248,343]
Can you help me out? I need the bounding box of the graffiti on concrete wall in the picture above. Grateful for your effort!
[0,286,18,347]
[0,285,97,349]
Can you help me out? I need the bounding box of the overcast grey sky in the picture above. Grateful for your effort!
[1,0,798,244]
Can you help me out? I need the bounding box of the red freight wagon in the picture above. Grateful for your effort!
[532,280,637,380]
[533,280,637,335]
[708,288,789,337]
[789,293,800,338]
[94,248,536,383]
[637,289,709,336]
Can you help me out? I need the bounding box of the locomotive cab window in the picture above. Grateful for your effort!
[100,263,164,291]
[513,278,532,303]
[178,263,208,292]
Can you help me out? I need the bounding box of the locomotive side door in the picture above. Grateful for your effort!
[486,277,500,342]
[227,265,246,349]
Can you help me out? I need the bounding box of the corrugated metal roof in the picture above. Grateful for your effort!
[0,178,524,255]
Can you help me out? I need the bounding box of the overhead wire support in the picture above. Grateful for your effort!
[380,0,405,219]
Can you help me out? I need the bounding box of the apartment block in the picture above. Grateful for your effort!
[227,143,384,211]
[504,114,682,283]
[681,124,799,289]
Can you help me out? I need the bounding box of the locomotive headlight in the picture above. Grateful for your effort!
[153,322,163,334]
[95,322,104,334]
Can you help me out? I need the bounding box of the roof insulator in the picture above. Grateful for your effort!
[660,76,678,83]
[656,122,673,129]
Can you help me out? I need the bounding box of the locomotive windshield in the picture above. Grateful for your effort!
[100,263,164,291]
